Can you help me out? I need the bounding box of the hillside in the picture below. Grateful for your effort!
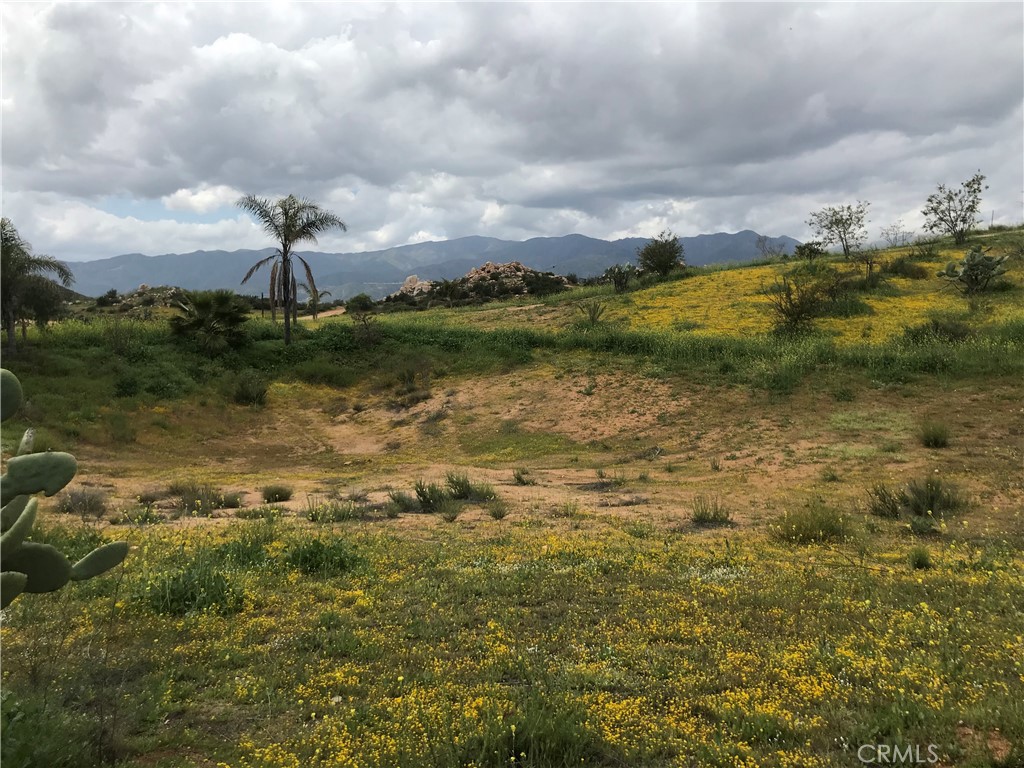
[64,231,799,299]
[1,230,1022,768]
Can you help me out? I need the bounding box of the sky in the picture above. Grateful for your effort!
[2,1,1022,262]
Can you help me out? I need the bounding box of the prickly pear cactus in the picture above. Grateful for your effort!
[1,368,128,609]
[937,246,1009,294]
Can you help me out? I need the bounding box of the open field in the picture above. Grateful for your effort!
[2,234,1023,767]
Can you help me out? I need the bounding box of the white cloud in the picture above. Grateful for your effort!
[161,184,242,214]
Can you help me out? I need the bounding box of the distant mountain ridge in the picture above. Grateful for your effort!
[66,231,799,299]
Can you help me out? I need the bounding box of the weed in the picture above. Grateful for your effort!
[919,420,950,448]
[512,467,536,486]
[142,554,244,616]
[235,505,282,521]
[306,495,364,523]
[710,457,722,472]
[438,498,463,522]
[220,492,244,509]
[691,495,732,526]
[819,466,841,483]
[168,480,224,517]
[262,484,293,503]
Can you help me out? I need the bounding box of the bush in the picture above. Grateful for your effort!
[235,505,282,521]
[486,499,509,520]
[919,420,950,448]
[55,488,108,519]
[867,483,905,518]
[285,537,359,576]
[445,471,497,502]
[262,484,293,503]
[903,316,973,344]
[414,479,450,512]
[772,503,849,544]
[387,490,419,513]
[143,561,244,616]
[882,257,929,279]
[764,274,827,329]
[306,495,365,523]
[234,370,269,406]
[437,498,463,522]
[909,545,932,570]
[637,230,684,276]
[513,467,536,486]
[903,477,968,517]
[168,480,225,517]
[690,495,731,526]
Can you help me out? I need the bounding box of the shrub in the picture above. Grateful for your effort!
[285,538,360,576]
[169,289,250,354]
[438,498,463,522]
[55,488,108,519]
[819,466,841,483]
[637,230,685,276]
[903,316,973,344]
[909,545,932,570]
[577,300,607,325]
[306,495,364,523]
[690,495,732,526]
[882,257,929,279]
[234,370,269,406]
[168,480,224,516]
[235,505,282,521]
[387,490,419,513]
[919,420,950,448]
[143,560,244,616]
[220,491,244,509]
[764,274,827,329]
[262,484,293,503]
[773,503,849,544]
[903,477,968,517]
[486,498,509,520]
[604,263,635,292]
[867,483,905,518]
[445,471,497,501]
[414,479,450,512]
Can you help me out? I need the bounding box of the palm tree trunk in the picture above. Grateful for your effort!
[4,314,16,355]
[282,258,292,346]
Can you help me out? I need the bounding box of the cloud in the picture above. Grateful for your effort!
[162,184,243,214]
[2,1,1021,261]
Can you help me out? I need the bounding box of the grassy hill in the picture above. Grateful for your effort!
[1,230,1022,768]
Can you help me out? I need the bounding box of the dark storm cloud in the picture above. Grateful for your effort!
[1,2,1021,260]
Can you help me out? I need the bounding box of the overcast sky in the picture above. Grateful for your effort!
[2,2,1022,262]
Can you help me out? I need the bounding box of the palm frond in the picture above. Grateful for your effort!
[296,255,318,303]
[241,253,279,285]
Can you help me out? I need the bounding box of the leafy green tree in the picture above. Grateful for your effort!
[636,230,684,277]
[807,202,869,260]
[236,194,346,345]
[0,218,74,354]
[169,289,251,355]
[922,172,987,245]
[793,241,826,262]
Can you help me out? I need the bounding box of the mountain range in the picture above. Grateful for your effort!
[66,231,800,299]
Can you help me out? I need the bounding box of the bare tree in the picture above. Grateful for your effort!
[755,234,787,261]
[880,219,913,248]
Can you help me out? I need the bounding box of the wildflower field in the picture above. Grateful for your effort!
[2,232,1023,767]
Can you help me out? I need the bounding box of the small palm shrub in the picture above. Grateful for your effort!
[690,495,732,526]
[576,300,607,325]
[772,503,849,544]
[919,420,950,448]
[262,484,293,503]
[169,289,250,354]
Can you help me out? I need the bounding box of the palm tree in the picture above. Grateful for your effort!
[236,195,346,345]
[298,281,333,320]
[169,289,251,355]
[1,218,74,354]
